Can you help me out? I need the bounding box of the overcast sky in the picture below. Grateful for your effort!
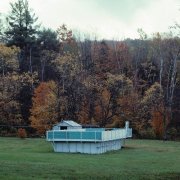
[0,0,180,39]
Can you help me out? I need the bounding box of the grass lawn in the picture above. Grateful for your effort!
[0,138,179,180]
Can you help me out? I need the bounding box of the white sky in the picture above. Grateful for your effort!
[0,0,180,39]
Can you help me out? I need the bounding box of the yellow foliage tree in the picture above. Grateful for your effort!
[0,71,38,126]
[0,44,20,75]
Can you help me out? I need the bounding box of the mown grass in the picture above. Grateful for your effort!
[0,137,179,180]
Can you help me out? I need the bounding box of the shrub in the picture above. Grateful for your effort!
[17,128,27,139]
[9,127,17,136]
[177,127,180,138]
[139,128,156,139]
[167,127,177,140]
[0,130,8,137]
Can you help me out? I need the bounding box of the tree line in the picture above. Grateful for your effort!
[0,0,179,139]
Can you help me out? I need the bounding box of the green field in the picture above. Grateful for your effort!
[0,138,179,180]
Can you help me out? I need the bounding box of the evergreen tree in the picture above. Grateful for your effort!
[37,28,60,52]
[5,0,39,71]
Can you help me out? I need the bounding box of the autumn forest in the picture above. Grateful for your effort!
[0,0,179,140]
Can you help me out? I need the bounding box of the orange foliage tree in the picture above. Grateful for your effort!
[30,81,58,135]
[151,110,164,139]
[77,96,91,124]
[81,73,133,127]
[118,92,143,131]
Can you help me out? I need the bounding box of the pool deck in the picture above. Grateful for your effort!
[46,128,132,142]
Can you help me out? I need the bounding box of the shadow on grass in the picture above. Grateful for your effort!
[123,145,137,150]
[156,172,180,180]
